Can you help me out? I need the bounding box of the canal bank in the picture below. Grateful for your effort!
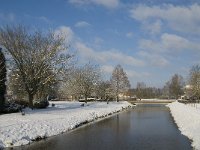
[0,101,132,148]
[19,104,192,150]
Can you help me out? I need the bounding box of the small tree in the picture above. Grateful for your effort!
[189,65,200,98]
[0,25,70,108]
[0,48,6,112]
[110,65,130,102]
[168,74,184,99]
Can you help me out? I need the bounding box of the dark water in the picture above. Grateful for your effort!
[17,104,192,150]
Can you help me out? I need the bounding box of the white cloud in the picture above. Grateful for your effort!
[54,26,74,44]
[139,33,200,55]
[75,42,145,67]
[139,33,200,54]
[101,65,114,73]
[75,21,91,28]
[126,69,150,78]
[130,4,200,34]
[69,0,120,8]
[94,37,104,44]
[138,32,200,68]
[138,51,169,67]
[161,33,190,51]
[126,32,133,38]
[143,20,162,35]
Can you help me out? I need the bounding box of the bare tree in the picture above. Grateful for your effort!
[8,69,27,101]
[62,67,82,100]
[64,63,101,103]
[0,48,6,112]
[189,65,200,99]
[0,25,70,108]
[168,74,184,99]
[96,80,111,101]
[136,82,146,100]
[110,65,130,102]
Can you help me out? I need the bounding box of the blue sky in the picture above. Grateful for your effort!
[1,0,200,88]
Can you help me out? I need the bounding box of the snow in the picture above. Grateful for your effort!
[0,101,132,148]
[168,101,200,150]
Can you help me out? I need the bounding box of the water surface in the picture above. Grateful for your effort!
[17,104,192,150]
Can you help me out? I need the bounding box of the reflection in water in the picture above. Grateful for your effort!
[15,104,192,150]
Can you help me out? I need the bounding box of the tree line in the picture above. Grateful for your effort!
[129,67,200,100]
[1,25,199,112]
[0,25,131,111]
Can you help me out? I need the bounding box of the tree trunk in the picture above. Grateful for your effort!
[85,96,87,104]
[28,93,34,108]
[0,93,5,112]
[107,98,109,104]
[117,95,119,102]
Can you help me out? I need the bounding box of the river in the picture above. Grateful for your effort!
[17,104,192,150]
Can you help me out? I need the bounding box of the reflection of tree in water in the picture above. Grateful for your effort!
[114,111,132,134]
[135,104,168,119]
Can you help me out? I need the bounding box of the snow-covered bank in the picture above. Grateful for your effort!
[0,101,132,148]
[168,101,200,150]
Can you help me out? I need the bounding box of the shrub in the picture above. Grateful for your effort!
[1,102,21,114]
[33,100,49,109]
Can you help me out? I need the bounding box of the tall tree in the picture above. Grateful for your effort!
[0,25,70,108]
[96,80,111,100]
[0,48,6,112]
[189,65,200,98]
[110,65,130,102]
[136,82,146,100]
[65,63,101,103]
[168,74,184,99]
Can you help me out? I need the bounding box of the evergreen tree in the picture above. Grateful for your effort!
[0,48,6,112]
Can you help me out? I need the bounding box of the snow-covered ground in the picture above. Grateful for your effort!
[168,101,200,150]
[0,101,132,148]
[186,103,200,109]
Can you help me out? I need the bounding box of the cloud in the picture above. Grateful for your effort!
[143,20,162,35]
[75,42,145,67]
[139,33,200,54]
[69,0,120,9]
[75,21,91,28]
[138,51,169,67]
[94,37,104,45]
[126,69,151,78]
[130,4,200,34]
[101,65,114,73]
[54,26,74,44]
[126,32,133,38]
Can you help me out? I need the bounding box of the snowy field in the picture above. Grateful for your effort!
[0,101,132,148]
[186,103,200,109]
[168,101,200,150]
